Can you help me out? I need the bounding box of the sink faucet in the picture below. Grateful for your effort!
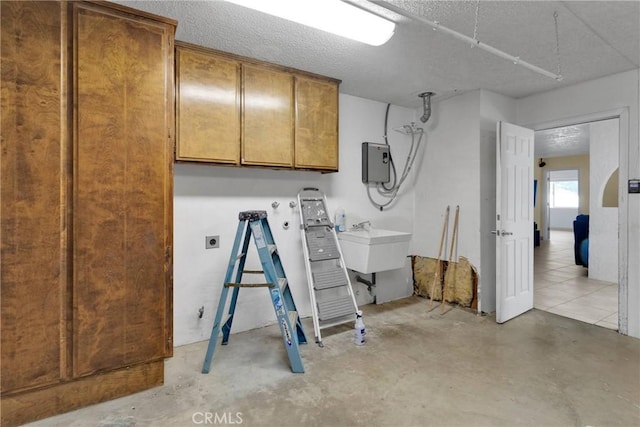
[351,221,371,231]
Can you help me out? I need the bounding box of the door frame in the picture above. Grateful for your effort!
[527,108,628,335]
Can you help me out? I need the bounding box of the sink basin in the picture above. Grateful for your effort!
[337,229,412,274]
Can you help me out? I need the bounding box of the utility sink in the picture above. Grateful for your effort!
[337,229,412,274]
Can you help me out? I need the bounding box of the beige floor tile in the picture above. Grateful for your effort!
[534,229,619,327]
[595,320,618,330]
[554,265,587,275]
[534,279,557,289]
[535,271,575,283]
[543,261,572,270]
[586,289,617,306]
[548,300,613,322]
[552,281,611,296]
[568,294,618,313]
[601,312,619,323]
[546,306,607,324]
[534,287,575,308]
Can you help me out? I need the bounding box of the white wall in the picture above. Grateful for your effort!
[173,94,418,346]
[412,91,482,300]
[479,90,518,313]
[516,69,640,338]
[549,208,579,229]
[589,118,619,283]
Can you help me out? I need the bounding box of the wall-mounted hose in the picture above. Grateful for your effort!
[367,93,434,211]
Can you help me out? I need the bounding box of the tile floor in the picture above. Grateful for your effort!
[534,229,618,330]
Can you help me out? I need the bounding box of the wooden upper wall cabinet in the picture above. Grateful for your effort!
[295,76,339,171]
[242,64,294,167]
[174,43,340,172]
[176,44,240,164]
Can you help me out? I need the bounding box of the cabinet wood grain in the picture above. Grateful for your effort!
[1,0,68,394]
[1,2,175,425]
[295,76,339,171]
[242,64,294,167]
[72,2,174,377]
[174,44,340,171]
[176,45,240,164]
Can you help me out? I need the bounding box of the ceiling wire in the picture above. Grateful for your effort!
[554,11,563,80]
[472,0,480,41]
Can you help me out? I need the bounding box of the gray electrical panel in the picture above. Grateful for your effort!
[362,142,390,183]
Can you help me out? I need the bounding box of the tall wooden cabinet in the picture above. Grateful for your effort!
[1,2,175,425]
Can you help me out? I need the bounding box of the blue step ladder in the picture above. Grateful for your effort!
[202,210,307,374]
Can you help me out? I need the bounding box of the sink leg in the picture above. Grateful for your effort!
[356,272,376,292]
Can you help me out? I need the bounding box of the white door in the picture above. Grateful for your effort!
[544,170,551,241]
[496,121,534,323]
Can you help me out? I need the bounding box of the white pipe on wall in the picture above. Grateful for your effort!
[375,1,563,82]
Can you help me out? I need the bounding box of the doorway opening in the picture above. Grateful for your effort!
[533,118,620,330]
[547,169,581,234]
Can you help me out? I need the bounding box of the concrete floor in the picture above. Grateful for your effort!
[29,297,639,427]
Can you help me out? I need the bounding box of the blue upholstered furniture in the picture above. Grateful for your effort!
[573,214,589,267]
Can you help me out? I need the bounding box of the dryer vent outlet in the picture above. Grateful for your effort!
[206,235,220,249]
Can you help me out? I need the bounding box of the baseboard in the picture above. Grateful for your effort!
[1,360,164,427]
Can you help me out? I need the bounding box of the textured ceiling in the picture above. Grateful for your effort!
[115,0,640,109]
[535,123,590,158]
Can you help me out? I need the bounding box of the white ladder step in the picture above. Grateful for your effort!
[312,268,348,290]
[306,228,340,261]
[317,295,355,321]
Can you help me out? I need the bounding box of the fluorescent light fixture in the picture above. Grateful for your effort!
[225,0,395,46]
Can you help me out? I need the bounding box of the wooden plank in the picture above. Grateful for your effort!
[0,0,67,393]
[72,2,173,376]
[1,360,164,427]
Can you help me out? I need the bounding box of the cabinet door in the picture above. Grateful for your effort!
[242,64,294,167]
[1,1,68,393]
[176,46,240,163]
[72,3,173,376]
[295,77,339,171]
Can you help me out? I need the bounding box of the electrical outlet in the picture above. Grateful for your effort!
[205,235,219,249]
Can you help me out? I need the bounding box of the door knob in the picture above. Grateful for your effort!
[501,231,513,236]
[490,230,500,235]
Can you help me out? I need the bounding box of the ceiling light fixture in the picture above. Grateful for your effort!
[375,1,564,81]
[224,0,396,46]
